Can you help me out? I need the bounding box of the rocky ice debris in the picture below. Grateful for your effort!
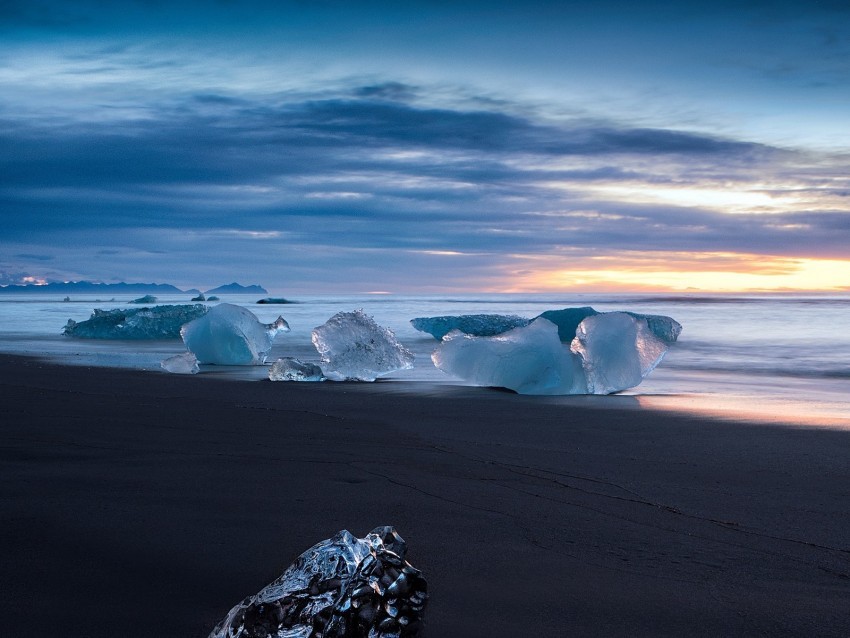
[312,310,414,381]
[181,303,289,365]
[209,526,427,638]
[432,309,681,395]
[409,314,529,340]
[269,357,325,382]
[160,351,199,374]
[62,304,208,339]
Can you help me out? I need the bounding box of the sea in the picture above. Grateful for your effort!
[1,292,848,425]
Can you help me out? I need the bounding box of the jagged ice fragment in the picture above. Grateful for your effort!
[160,352,199,374]
[269,357,325,382]
[432,318,587,395]
[62,304,208,339]
[312,310,414,381]
[209,526,427,638]
[181,303,289,365]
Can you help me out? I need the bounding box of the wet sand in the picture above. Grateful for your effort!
[2,353,849,636]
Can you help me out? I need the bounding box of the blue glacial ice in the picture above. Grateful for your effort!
[209,526,427,638]
[570,312,670,394]
[432,310,680,395]
[62,304,208,339]
[411,306,682,345]
[268,357,325,382]
[535,306,599,341]
[410,314,529,339]
[432,318,588,395]
[312,309,414,381]
[181,303,289,365]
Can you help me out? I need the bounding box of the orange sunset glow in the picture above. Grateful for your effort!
[502,252,850,293]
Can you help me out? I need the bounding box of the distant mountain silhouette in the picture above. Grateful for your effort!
[0,281,186,294]
[205,282,268,295]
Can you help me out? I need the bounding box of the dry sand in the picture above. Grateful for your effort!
[1,354,849,636]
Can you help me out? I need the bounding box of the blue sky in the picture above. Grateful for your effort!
[2,0,849,292]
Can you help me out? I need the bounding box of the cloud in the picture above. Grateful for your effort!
[1,78,848,290]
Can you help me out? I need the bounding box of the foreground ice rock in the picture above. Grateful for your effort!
[62,304,208,339]
[269,357,325,382]
[570,312,670,394]
[410,314,529,339]
[312,310,414,381]
[181,303,289,365]
[160,352,199,374]
[433,319,587,395]
[209,526,427,638]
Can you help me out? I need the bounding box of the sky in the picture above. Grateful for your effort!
[1,0,849,293]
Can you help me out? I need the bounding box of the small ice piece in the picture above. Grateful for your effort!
[181,303,290,365]
[62,304,208,339]
[209,526,427,638]
[268,357,325,382]
[129,294,158,304]
[570,312,670,394]
[410,314,529,339]
[160,352,199,374]
[534,307,599,342]
[433,318,587,395]
[312,309,414,381]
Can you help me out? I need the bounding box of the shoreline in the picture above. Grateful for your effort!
[2,353,850,636]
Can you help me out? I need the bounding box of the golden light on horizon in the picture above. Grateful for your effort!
[504,252,850,293]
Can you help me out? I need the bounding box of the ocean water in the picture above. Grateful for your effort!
[1,292,848,424]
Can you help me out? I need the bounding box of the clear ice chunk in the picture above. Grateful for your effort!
[410,314,529,339]
[209,526,427,638]
[160,351,199,374]
[181,303,290,365]
[312,310,414,381]
[570,312,670,394]
[62,304,208,339]
[268,357,325,382]
[432,318,587,395]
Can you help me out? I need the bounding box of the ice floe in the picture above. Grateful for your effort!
[410,314,529,340]
[433,318,587,395]
[62,304,208,339]
[430,308,681,395]
[181,303,289,365]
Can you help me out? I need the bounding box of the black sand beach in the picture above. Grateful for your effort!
[2,353,849,636]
